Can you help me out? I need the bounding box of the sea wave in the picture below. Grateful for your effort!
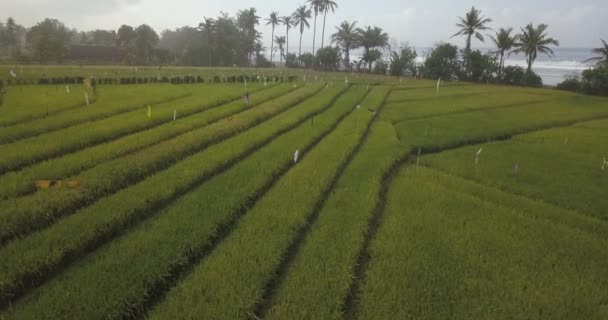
[504,59,595,71]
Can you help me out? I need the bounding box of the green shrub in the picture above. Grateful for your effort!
[579,64,608,96]
[556,78,581,92]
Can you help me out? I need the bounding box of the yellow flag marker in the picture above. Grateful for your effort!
[147,105,152,119]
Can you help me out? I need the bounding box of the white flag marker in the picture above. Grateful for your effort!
[293,149,300,164]
[66,85,70,94]
[173,110,177,121]
[436,78,441,96]
[602,157,607,171]
[475,147,483,165]
[9,70,16,78]
[84,92,90,106]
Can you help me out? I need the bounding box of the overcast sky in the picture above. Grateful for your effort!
[2,0,607,50]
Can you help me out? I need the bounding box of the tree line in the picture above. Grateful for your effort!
[1,4,606,93]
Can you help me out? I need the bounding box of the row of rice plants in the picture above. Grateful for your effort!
[0,84,192,144]
[0,86,89,126]
[147,87,383,320]
[0,84,293,200]
[354,166,608,319]
[393,96,608,150]
[383,90,556,124]
[0,86,366,318]
[422,118,608,218]
[0,84,277,174]
[0,84,323,244]
[264,98,400,319]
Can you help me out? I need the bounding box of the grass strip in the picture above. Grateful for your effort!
[148,87,381,320]
[0,84,271,174]
[0,86,365,318]
[0,84,321,244]
[0,84,291,199]
[0,84,345,308]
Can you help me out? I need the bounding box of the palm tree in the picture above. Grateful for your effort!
[452,6,492,51]
[330,21,360,70]
[307,0,324,53]
[320,0,338,48]
[489,27,515,78]
[265,11,280,63]
[585,39,608,65]
[358,25,389,71]
[275,36,286,64]
[280,16,294,55]
[513,23,559,72]
[293,6,312,56]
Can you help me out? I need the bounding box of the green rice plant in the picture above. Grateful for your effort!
[0,85,365,318]
[0,84,322,244]
[394,96,608,150]
[0,84,191,144]
[382,89,554,123]
[264,104,401,319]
[148,87,382,320]
[0,84,293,200]
[0,84,272,174]
[355,166,608,319]
[422,118,608,218]
[0,85,90,126]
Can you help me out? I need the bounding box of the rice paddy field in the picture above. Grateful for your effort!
[0,65,607,319]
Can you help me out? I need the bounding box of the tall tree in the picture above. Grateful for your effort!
[4,18,18,55]
[237,8,260,65]
[274,35,286,64]
[26,18,70,63]
[280,16,294,56]
[358,25,389,71]
[585,39,608,65]
[292,6,311,56]
[116,25,135,47]
[330,20,360,70]
[265,11,280,63]
[452,6,492,51]
[133,24,159,65]
[489,27,515,78]
[307,0,323,54]
[198,18,216,66]
[512,23,559,72]
[319,0,338,48]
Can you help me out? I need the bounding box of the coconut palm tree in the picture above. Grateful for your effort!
[512,23,559,72]
[585,39,608,65]
[330,20,360,70]
[275,35,286,64]
[452,6,492,51]
[357,25,389,71]
[280,15,294,55]
[319,0,338,48]
[293,6,312,56]
[489,27,515,77]
[307,0,324,54]
[265,11,280,63]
